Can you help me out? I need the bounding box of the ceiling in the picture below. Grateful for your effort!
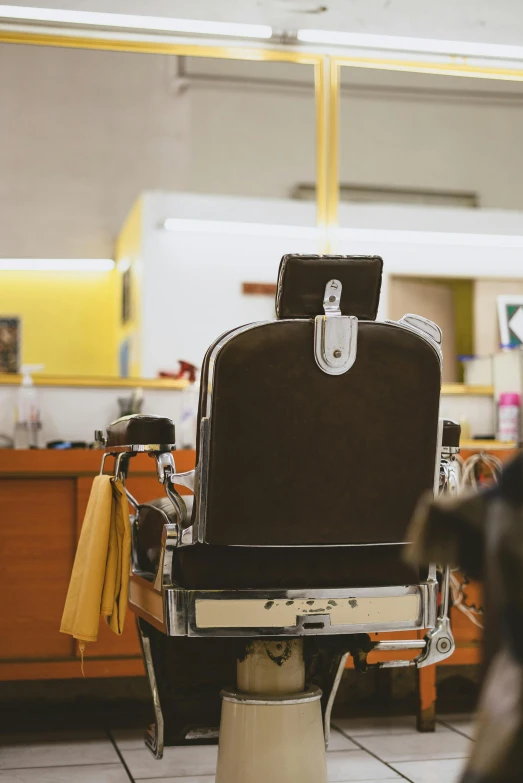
[3,0,523,47]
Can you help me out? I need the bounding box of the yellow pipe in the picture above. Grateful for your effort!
[314,58,328,249]
[327,58,340,251]
[0,29,321,64]
[332,54,523,83]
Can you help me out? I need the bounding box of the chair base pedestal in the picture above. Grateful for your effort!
[215,639,327,783]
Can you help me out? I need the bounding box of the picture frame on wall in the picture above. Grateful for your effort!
[0,317,21,373]
[497,295,523,348]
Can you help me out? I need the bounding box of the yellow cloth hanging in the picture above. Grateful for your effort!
[60,474,131,644]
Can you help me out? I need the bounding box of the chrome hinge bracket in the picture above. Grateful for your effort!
[314,279,358,376]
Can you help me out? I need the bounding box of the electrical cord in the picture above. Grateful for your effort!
[461,450,503,490]
[447,450,503,630]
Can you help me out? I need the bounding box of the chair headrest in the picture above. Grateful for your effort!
[275,254,383,320]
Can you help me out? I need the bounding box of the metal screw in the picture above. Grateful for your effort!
[437,638,450,653]
[329,295,336,302]
[333,349,342,358]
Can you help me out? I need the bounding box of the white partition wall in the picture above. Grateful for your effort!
[137,192,319,375]
[125,191,523,378]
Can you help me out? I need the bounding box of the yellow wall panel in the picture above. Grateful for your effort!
[0,270,118,375]
[115,197,143,377]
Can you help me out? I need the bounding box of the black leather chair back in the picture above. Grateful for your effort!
[194,255,441,547]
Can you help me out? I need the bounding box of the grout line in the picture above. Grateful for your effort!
[335,729,414,782]
[0,762,124,771]
[134,778,215,782]
[438,719,476,741]
[106,728,136,783]
[332,729,436,738]
[388,755,471,762]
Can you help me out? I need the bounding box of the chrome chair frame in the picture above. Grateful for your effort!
[95,312,459,756]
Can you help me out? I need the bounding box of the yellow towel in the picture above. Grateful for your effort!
[60,474,131,645]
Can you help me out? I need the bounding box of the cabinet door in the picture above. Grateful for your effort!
[0,478,75,660]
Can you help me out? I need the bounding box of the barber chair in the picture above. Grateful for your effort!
[96,255,456,783]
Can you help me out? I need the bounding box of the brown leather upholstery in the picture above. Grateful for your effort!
[135,498,175,574]
[135,501,424,589]
[442,419,461,449]
[276,254,383,320]
[201,320,440,546]
[106,414,175,447]
[174,543,423,589]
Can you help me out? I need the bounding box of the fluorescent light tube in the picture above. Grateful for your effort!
[0,6,272,39]
[164,218,319,240]
[297,28,523,61]
[0,259,115,271]
[336,228,523,248]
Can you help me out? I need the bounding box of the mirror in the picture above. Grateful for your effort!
[337,66,523,382]
[0,43,317,378]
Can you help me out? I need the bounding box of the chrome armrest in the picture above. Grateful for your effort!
[155,523,180,590]
[156,452,196,543]
[413,422,461,668]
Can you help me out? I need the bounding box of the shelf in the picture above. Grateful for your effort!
[0,375,493,395]
[461,439,517,451]
[0,373,189,390]
[441,383,493,396]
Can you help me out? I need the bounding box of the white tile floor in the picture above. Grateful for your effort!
[0,714,474,782]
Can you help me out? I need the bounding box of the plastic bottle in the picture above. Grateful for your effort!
[14,364,44,449]
[180,372,200,450]
[497,392,521,443]
[459,416,471,442]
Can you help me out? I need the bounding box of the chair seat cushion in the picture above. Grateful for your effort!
[136,498,423,590]
[172,543,422,590]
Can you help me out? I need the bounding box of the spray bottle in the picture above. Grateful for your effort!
[14,364,44,449]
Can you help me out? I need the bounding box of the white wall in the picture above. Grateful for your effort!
[339,70,523,212]
[0,383,183,445]
[0,44,189,257]
[140,192,523,374]
[140,192,319,374]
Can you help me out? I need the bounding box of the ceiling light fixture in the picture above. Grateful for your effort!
[297,28,523,61]
[0,258,115,271]
[0,5,272,39]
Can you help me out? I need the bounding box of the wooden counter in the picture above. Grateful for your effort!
[0,448,195,681]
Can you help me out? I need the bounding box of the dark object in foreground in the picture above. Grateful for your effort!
[408,453,523,783]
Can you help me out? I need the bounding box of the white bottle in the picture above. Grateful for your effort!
[14,364,44,449]
[180,374,200,450]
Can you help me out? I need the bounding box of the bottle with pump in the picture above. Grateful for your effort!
[14,364,44,449]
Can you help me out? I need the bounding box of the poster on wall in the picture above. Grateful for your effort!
[497,296,523,347]
[0,317,21,373]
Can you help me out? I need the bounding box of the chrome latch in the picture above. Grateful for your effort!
[314,279,358,376]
